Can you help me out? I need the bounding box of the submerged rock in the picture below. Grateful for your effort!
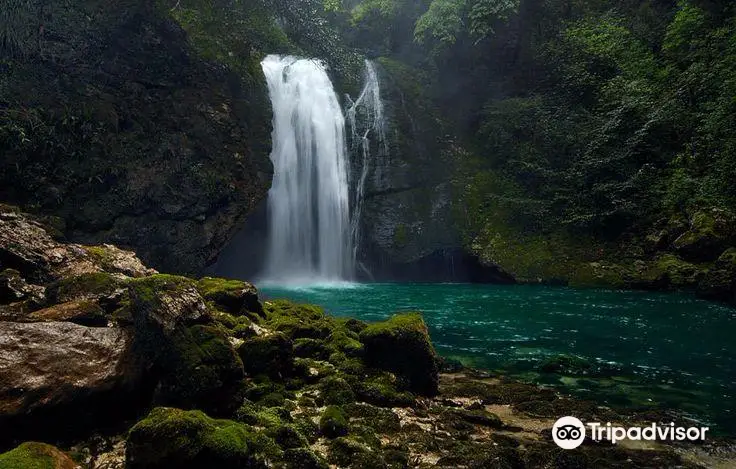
[359,312,439,395]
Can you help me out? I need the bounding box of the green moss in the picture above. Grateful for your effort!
[156,324,245,413]
[327,437,385,468]
[129,274,195,308]
[319,376,355,406]
[640,254,701,288]
[344,403,401,434]
[126,407,286,468]
[319,406,349,439]
[359,313,439,395]
[282,448,329,469]
[569,262,628,288]
[272,424,309,449]
[238,333,294,378]
[46,272,122,302]
[293,415,320,444]
[351,372,416,408]
[196,277,262,316]
[0,442,73,469]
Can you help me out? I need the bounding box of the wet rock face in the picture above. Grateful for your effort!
[0,0,273,276]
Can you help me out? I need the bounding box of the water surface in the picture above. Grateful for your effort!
[261,283,736,434]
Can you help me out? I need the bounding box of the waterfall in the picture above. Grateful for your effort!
[260,55,353,283]
[346,60,388,278]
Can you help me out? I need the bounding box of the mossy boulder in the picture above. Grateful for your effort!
[196,277,263,316]
[263,300,333,339]
[157,325,245,413]
[697,248,736,304]
[238,333,295,378]
[351,372,416,408]
[673,209,736,262]
[0,442,77,469]
[126,407,276,469]
[318,376,356,406]
[319,406,349,439]
[359,313,439,395]
[327,437,385,468]
[45,272,123,303]
[128,275,244,413]
[283,448,329,469]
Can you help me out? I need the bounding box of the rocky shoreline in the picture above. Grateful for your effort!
[1,205,735,468]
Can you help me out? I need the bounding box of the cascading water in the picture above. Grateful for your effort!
[260,55,353,283]
[346,60,388,277]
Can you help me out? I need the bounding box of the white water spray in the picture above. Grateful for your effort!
[346,60,388,276]
[260,55,353,283]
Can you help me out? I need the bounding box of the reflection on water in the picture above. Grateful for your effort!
[262,283,736,435]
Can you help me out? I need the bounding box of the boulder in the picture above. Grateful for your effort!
[196,277,263,316]
[697,248,736,304]
[238,333,294,378]
[27,300,108,326]
[0,442,77,469]
[126,407,280,469]
[0,209,155,284]
[129,275,244,413]
[359,313,439,395]
[0,321,144,442]
[673,209,736,262]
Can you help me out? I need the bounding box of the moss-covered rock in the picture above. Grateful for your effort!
[359,313,439,395]
[327,437,385,468]
[673,209,736,262]
[0,442,77,469]
[45,272,123,303]
[697,247,736,303]
[282,448,329,469]
[156,325,245,413]
[344,403,401,434]
[318,376,356,406]
[351,372,416,408]
[126,407,272,469]
[319,406,349,439]
[196,277,263,316]
[238,333,295,378]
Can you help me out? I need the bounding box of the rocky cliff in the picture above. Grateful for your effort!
[0,0,284,275]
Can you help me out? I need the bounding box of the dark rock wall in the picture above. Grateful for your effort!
[0,0,275,275]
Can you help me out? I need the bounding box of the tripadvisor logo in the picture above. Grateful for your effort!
[552,416,709,450]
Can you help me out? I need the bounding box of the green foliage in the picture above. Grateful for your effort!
[413,0,464,47]
[413,0,519,51]
[0,0,35,58]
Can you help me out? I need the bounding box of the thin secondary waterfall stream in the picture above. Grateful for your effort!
[260,55,353,283]
[347,59,388,279]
